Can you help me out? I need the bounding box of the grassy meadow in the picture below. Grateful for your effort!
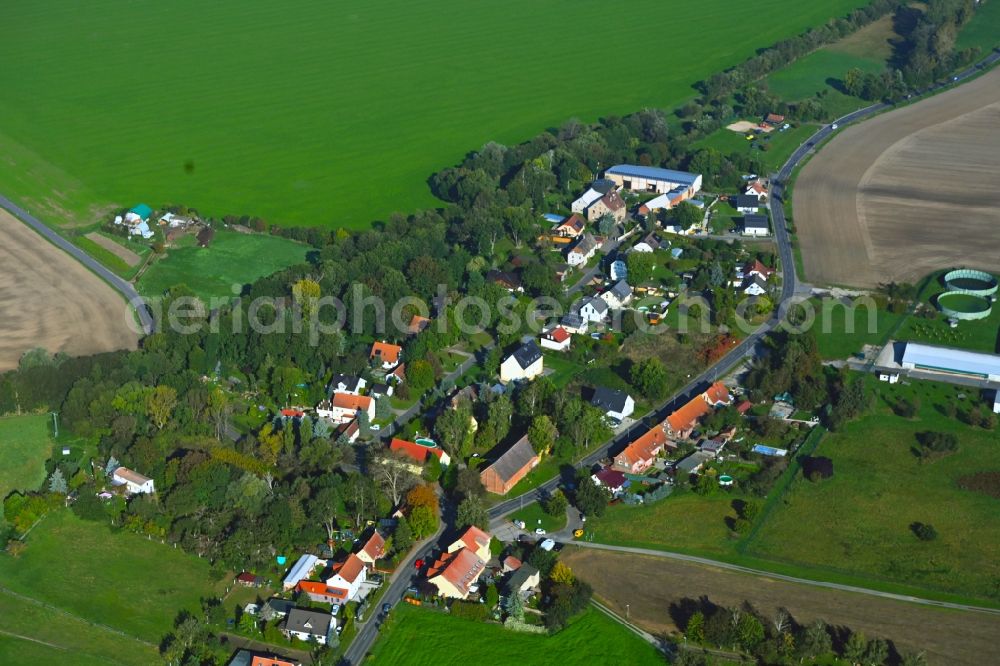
[0,415,54,519]
[0,511,225,642]
[0,0,868,229]
[746,379,1000,601]
[369,603,664,665]
[137,229,309,301]
[957,0,1000,52]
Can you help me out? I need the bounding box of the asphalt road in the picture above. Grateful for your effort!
[0,195,154,334]
[569,541,1000,616]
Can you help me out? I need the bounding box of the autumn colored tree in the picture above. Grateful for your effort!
[145,385,177,430]
[406,484,439,513]
[550,561,575,584]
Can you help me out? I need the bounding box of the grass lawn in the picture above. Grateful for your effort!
[0,510,225,642]
[896,273,1000,354]
[0,590,158,666]
[73,235,140,279]
[542,352,586,389]
[746,378,1000,602]
[0,415,54,520]
[692,123,817,172]
[0,0,869,229]
[369,603,664,665]
[137,229,309,302]
[957,0,1000,51]
[811,298,906,360]
[510,502,567,534]
[584,491,747,558]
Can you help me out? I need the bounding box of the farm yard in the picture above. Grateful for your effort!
[0,0,870,230]
[0,209,138,371]
[368,602,664,666]
[561,547,1000,666]
[793,66,1000,287]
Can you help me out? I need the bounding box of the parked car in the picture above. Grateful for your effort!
[370,424,381,431]
[513,520,526,529]
[538,538,556,551]
[534,527,547,535]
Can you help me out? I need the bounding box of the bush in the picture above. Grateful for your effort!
[911,522,938,541]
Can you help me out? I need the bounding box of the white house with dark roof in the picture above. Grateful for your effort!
[500,341,544,383]
[566,233,599,267]
[330,374,366,395]
[577,296,609,324]
[743,275,768,296]
[600,281,633,310]
[734,194,761,214]
[283,608,334,645]
[591,387,635,421]
[743,214,770,237]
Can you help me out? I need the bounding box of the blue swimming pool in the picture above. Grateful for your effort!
[752,444,788,457]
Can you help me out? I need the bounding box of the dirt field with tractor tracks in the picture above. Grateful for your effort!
[793,67,1000,287]
[562,547,1000,665]
[0,210,137,370]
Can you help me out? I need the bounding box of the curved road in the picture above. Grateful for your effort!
[0,195,154,334]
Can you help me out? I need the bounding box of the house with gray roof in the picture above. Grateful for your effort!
[577,296,608,324]
[566,233,600,267]
[604,164,702,196]
[600,280,633,310]
[505,563,541,597]
[283,608,334,645]
[591,387,635,422]
[500,341,543,384]
[743,214,770,237]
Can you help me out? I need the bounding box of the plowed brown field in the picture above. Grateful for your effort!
[794,67,1000,287]
[0,210,137,370]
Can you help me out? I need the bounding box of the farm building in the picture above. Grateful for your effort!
[743,214,770,236]
[900,343,1000,381]
[571,188,605,214]
[282,554,321,591]
[604,164,702,197]
[480,435,540,495]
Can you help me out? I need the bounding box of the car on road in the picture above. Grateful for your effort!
[535,527,547,535]
[382,603,392,615]
[573,529,584,538]
[539,538,556,551]
[830,123,839,130]
[414,558,424,569]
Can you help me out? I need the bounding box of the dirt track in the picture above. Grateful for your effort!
[84,232,141,267]
[794,67,1000,287]
[0,210,137,370]
[562,547,1000,665]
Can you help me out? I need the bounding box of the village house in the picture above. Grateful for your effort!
[504,563,541,598]
[480,435,540,495]
[591,467,630,497]
[389,437,451,473]
[368,382,393,399]
[330,374,366,395]
[283,608,334,645]
[260,598,295,622]
[111,466,155,495]
[356,530,386,568]
[427,547,487,600]
[763,112,785,127]
[610,259,627,282]
[637,185,692,216]
[325,553,367,602]
[539,326,571,352]
[227,649,300,666]
[612,422,673,474]
[499,341,544,383]
[486,270,523,293]
[675,450,714,477]
[447,525,492,561]
[553,213,586,238]
[502,555,522,573]
[407,314,431,335]
[571,188,605,214]
[665,382,731,439]
[388,363,406,384]
[577,296,609,324]
[566,233,600,267]
[334,418,360,444]
[743,275,768,296]
[295,580,350,606]
[743,214,770,237]
[591,387,635,422]
[605,164,702,197]
[744,259,775,280]
[235,572,264,588]
[559,312,589,335]
[586,190,627,224]
[632,233,662,253]
[734,195,761,214]
[600,280,633,310]
[316,392,375,425]
[745,179,768,201]
[370,341,402,369]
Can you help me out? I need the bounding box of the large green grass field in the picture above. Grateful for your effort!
[0,415,54,519]
[137,229,309,301]
[369,603,664,665]
[957,0,1000,52]
[746,379,1000,601]
[0,0,867,229]
[0,511,225,643]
